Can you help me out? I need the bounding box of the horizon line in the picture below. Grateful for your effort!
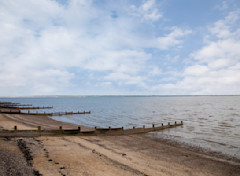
[0,94,240,98]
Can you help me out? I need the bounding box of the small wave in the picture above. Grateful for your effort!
[203,139,227,146]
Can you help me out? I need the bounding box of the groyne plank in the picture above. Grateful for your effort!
[0,122,183,137]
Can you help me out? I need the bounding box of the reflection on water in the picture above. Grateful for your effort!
[1,96,240,159]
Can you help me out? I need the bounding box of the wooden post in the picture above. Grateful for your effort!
[109,126,111,130]
[95,126,97,130]
[14,126,17,131]
[122,127,124,130]
[59,126,62,130]
[28,110,30,114]
[133,126,135,129]
[162,123,163,126]
[38,126,41,131]
[143,125,145,128]
[175,121,177,125]
[168,122,170,126]
[78,127,81,132]
[181,121,183,125]
[152,124,155,128]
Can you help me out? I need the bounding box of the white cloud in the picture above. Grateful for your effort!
[104,72,146,87]
[2,0,237,96]
[162,10,240,95]
[156,27,192,50]
[216,1,229,10]
[0,0,159,95]
[184,65,208,76]
[149,66,162,75]
[192,39,240,64]
[130,0,162,21]
[209,10,240,38]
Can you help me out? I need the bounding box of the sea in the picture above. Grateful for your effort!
[1,96,240,159]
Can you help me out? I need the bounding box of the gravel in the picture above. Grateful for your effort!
[0,148,34,176]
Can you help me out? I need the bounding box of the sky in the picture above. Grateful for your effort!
[0,0,240,96]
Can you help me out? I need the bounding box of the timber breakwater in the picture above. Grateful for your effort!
[0,122,183,137]
[0,101,91,115]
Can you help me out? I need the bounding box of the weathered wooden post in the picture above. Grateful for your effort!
[175,121,177,125]
[162,123,163,126]
[14,126,17,131]
[95,126,97,130]
[38,126,41,131]
[122,127,124,130]
[133,126,135,129]
[78,126,81,132]
[59,126,62,131]
[152,124,155,128]
[109,126,111,130]
[181,121,183,125]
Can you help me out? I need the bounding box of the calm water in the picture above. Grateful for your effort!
[1,96,240,159]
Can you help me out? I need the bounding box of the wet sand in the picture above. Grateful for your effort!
[0,113,240,176]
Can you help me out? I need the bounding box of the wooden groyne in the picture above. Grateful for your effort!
[0,104,32,107]
[0,102,20,105]
[0,109,91,116]
[0,121,183,137]
[0,101,90,116]
[22,111,91,116]
[0,105,53,110]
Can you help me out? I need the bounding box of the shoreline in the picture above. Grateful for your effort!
[1,113,240,175]
[146,133,240,164]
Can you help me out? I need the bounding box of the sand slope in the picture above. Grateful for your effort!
[1,113,240,176]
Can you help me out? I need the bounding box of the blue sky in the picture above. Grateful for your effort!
[0,0,240,96]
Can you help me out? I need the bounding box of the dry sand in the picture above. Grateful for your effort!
[0,113,240,176]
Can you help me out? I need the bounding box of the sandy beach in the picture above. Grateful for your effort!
[0,113,240,176]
